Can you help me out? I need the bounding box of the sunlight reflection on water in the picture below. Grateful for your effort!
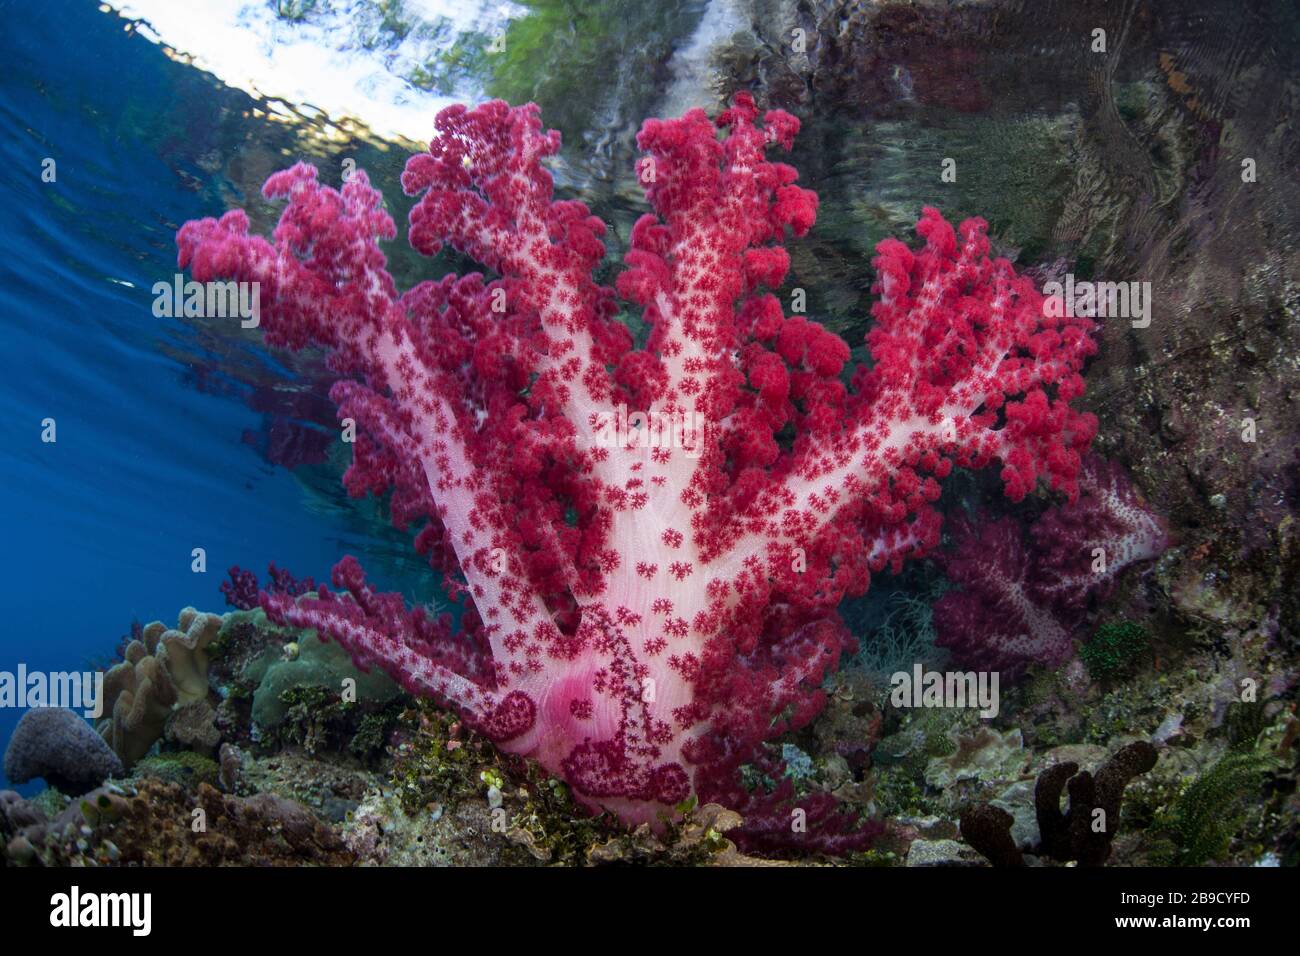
[108,0,521,140]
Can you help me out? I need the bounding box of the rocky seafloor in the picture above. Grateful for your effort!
[1,559,1295,868]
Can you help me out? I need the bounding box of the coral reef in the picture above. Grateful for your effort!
[2,590,1290,870]
[0,0,1292,874]
[3,708,123,794]
[1154,753,1272,864]
[175,92,1099,841]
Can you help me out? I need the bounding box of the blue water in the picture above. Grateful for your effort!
[0,2,436,788]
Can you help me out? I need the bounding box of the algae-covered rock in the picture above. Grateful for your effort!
[925,725,1026,790]
[905,838,986,867]
[251,633,401,729]
[133,751,221,789]
[35,779,356,866]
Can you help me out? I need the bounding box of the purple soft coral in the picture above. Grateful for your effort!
[221,563,316,611]
[934,455,1169,677]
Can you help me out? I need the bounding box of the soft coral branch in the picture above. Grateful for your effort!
[722,209,1098,575]
[402,101,630,451]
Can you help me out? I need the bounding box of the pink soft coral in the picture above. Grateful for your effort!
[177,94,1097,837]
